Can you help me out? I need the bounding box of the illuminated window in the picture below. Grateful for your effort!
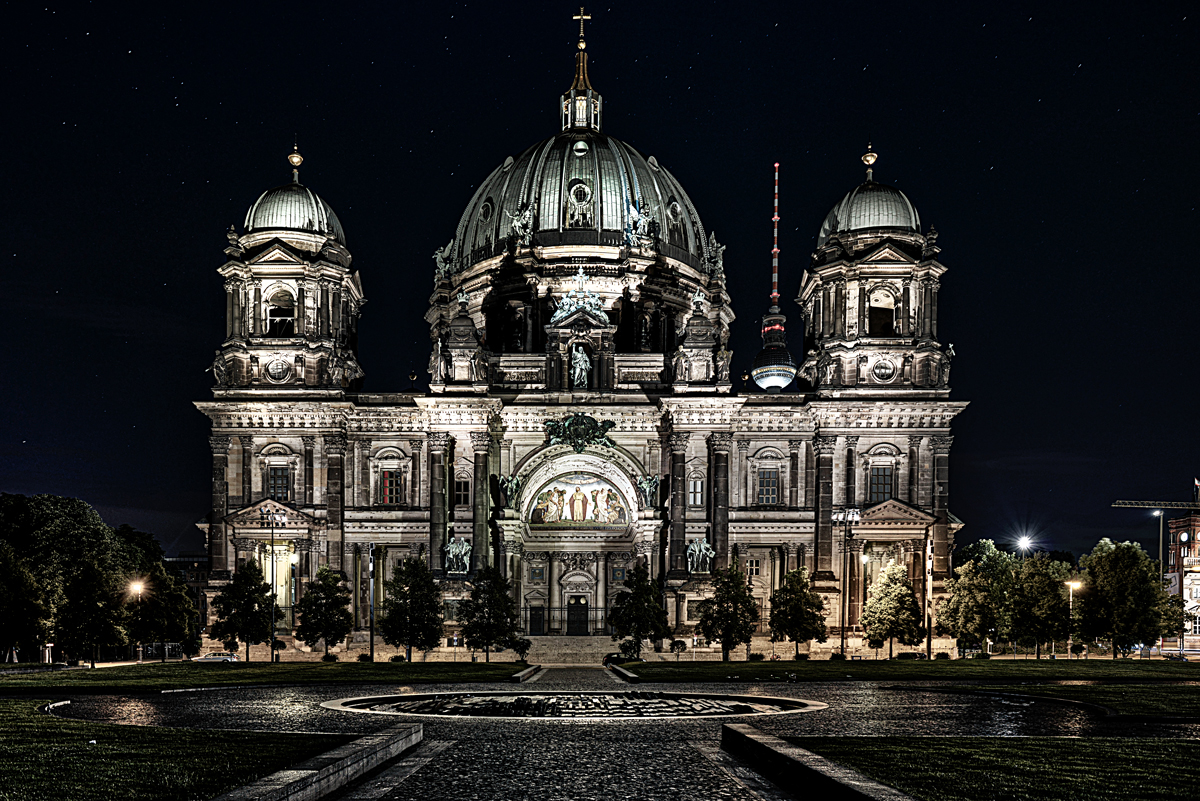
[869,466,894,503]
[454,477,471,506]
[688,477,705,506]
[266,291,295,337]
[267,466,290,502]
[380,470,403,505]
[1192,616,1200,636]
[757,469,779,505]
[746,559,760,576]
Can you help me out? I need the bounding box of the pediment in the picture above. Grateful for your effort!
[859,498,936,524]
[546,305,613,330]
[247,242,305,266]
[859,243,916,265]
[225,498,317,529]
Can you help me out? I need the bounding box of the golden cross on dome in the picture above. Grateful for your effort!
[573,7,591,42]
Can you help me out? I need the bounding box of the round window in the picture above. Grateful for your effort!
[570,182,592,205]
[872,360,896,382]
[572,140,589,157]
[265,359,291,382]
[479,201,493,222]
[667,201,682,223]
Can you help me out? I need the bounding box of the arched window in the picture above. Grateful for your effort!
[454,471,472,507]
[688,473,705,506]
[266,290,295,337]
[867,287,896,336]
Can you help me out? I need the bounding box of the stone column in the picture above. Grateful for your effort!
[596,552,607,631]
[788,440,802,508]
[930,280,940,341]
[209,436,231,571]
[332,284,343,338]
[849,540,865,625]
[250,281,262,336]
[845,436,858,507]
[813,435,836,577]
[303,436,315,504]
[548,553,561,633]
[708,433,732,569]
[786,542,799,574]
[238,435,252,506]
[736,439,749,508]
[901,279,912,336]
[296,281,306,337]
[427,433,451,575]
[224,280,235,339]
[804,439,815,508]
[931,436,953,577]
[834,280,846,338]
[854,281,865,340]
[470,432,492,575]
[324,434,346,570]
[668,433,690,577]
[921,279,934,339]
[230,280,244,339]
[408,440,423,508]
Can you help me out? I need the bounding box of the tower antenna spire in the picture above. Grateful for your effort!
[771,162,781,309]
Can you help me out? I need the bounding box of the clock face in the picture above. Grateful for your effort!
[265,359,291,382]
[1182,532,1190,543]
[872,359,897,382]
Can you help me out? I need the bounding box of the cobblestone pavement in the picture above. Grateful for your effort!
[50,668,1200,800]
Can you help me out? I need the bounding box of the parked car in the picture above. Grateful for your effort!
[1164,653,1189,662]
[192,652,240,663]
[601,652,623,667]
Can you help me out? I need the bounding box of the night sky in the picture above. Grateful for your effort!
[4,2,1197,559]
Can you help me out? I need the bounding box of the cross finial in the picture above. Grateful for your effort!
[573,6,591,47]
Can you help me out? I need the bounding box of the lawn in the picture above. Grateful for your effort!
[625,658,1199,683]
[0,661,524,693]
[0,699,352,801]
[785,736,1194,801]
[960,683,1200,717]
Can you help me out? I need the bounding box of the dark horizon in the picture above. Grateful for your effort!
[4,2,1197,559]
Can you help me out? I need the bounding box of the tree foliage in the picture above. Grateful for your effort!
[209,561,277,662]
[1009,553,1072,658]
[607,562,669,660]
[768,567,827,656]
[1078,539,1174,657]
[127,562,197,661]
[939,539,1014,649]
[458,566,519,662]
[380,556,444,661]
[860,561,925,658]
[295,566,353,656]
[55,556,128,667]
[695,564,759,662]
[0,542,49,660]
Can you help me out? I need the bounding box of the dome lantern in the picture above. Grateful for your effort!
[562,7,601,131]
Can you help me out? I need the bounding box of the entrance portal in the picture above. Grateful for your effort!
[566,596,589,635]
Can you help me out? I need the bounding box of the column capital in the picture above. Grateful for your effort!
[469,431,492,451]
[302,435,316,448]
[668,432,691,452]
[408,438,425,453]
[238,434,254,447]
[324,434,347,455]
[427,432,453,450]
[844,435,860,448]
[930,436,954,454]
[209,436,231,454]
[736,439,750,453]
[908,435,924,447]
[787,439,805,452]
[813,435,838,455]
[706,432,733,451]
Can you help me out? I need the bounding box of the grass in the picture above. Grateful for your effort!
[784,737,1196,801]
[0,660,525,693]
[624,658,1200,683]
[961,683,1200,717]
[0,698,352,801]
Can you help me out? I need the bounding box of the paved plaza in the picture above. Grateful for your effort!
[54,668,1200,800]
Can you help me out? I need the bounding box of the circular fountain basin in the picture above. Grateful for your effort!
[322,690,826,720]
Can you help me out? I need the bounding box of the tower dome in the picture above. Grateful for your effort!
[815,148,920,248]
[245,182,346,246]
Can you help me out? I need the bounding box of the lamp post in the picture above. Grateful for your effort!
[1152,510,1164,586]
[833,508,860,657]
[130,582,144,663]
[260,507,286,663]
[1065,580,1081,659]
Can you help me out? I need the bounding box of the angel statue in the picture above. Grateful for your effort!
[571,345,591,389]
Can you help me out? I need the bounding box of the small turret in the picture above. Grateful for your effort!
[751,163,797,393]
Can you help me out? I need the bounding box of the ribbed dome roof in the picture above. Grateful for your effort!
[816,181,920,248]
[445,130,711,273]
[245,182,346,246]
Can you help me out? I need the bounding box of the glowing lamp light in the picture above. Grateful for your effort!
[1066,581,1082,590]
[1017,536,1033,552]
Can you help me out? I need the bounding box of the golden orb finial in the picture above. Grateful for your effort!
[288,144,303,168]
[862,143,877,167]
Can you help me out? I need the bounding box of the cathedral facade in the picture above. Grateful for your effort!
[198,30,965,654]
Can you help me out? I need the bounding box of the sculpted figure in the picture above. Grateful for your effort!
[569,486,588,522]
[714,347,732,382]
[571,345,591,389]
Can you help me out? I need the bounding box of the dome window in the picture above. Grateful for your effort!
[573,140,589,157]
[567,180,594,228]
[479,201,494,223]
[867,288,896,336]
[266,290,295,337]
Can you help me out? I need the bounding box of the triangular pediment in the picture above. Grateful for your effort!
[859,243,916,265]
[546,306,613,329]
[225,498,317,529]
[250,245,304,265]
[859,498,936,524]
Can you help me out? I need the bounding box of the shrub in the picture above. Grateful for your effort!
[1070,643,1085,655]
[934,651,950,660]
[970,652,991,660]
[748,652,765,662]
[509,637,532,661]
[321,653,338,662]
[829,652,847,661]
[272,640,286,650]
[896,652,923,660]
[357,653,373,662]
[793,653,809,661]
[618,639,642,660]
[389,654,406,662]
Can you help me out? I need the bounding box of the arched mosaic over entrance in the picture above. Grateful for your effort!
[528,472,630,528]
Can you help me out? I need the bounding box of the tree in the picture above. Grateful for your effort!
[607,563,669,660]
[380,557,444,661]
[768,567,828,657]
[209,561,277,662]
[458,566,519,662]
[56,557,127,667]
[0,542,49,661]
[1009,553,1071,658]
[695,564,759,662]
[294,566,353,657]
[939,540,1015,652]
[860,561,925,658]
[127,562,196,662]
[1078,539,1173,658]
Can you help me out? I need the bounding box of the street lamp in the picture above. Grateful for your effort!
[260,507,287,663]
[1017,536,1033,556]
[130,582,144,663]
[1065,580,1081,659]
[833,508,861,657]
[1152,510,1164,586]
